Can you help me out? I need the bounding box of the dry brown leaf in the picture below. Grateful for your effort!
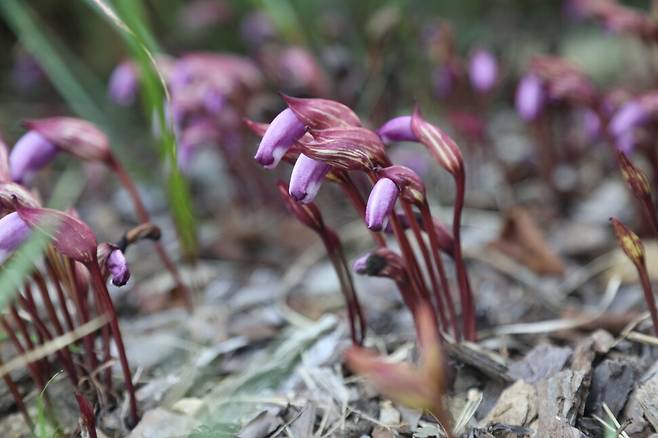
[490,207,565,276]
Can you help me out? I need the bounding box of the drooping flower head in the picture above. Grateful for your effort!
[107,249,130,287]
[288,153,332,204]
[365,178,399,231]
[377,116,417,144]
[254,108,306,169]
[108,61,140,106]
[9,131,59,183]
[0,212,32,264]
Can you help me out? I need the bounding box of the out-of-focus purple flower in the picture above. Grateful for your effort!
[10,131,59,183]
[289,154,331,204]
[107,248,130,287]
[433,65,455,98]
[468,49,498,93]
[240,11,276,48]
[0,212,31,263]
[515,74,545,121]
[615,130,636,154]
[254,108,306,169]
[178,117,221,171]
[108,62,139,106]
[352,253,373,275]
[278,47,329,95]
[178,0,232,31]
[581,108,601,140]
[365,178,399,231]
[377,116,417,144]
[609,101,648,138]
[203,88,226,115]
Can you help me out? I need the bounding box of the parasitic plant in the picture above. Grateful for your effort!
[10,116,192,309]
[248,95,476,341]
[0,133,147,430]
[610,217,658,335]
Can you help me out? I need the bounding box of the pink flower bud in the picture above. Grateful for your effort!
[254,108,306,169]
[609,100,648,138]
[365,178,399,231]
[515,74,545,121]
[377,116,417,144]
[0,212,31,263]
[468,49,498,93]
[108,61,139,106]
[10,131,59,183]
[107,249,130,286]
[289,154,331,204]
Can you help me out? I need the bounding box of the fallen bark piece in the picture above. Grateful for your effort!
[536,369,590,433]
[571,330,614,373]
[509,344,572,384]
[445,342,513,383]
[585,358,636,418]
[490,207,565,276]
[482,380,537,428]
[636,374,658,431]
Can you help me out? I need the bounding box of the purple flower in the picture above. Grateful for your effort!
[254,108,306,169]
[516,74,545,121]
[433,65,455,98]
[468,49,498,93]
[377,116,417,144]
[0,212,31,263]
[108,62,139,106]
[365,178,399,231]
[10,131,59,183]
[203,88,226,115]
[107,249,130,287]
[289,154,331,204]
[352,253,370,274]
[609,101,648,138]
[581,108,601,140]
[615,130,636,154]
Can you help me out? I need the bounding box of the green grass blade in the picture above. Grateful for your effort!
[84,0,199,258]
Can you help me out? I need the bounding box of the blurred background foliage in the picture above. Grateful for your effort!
[0,0,652,225]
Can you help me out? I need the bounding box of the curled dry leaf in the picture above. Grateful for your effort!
[490,207,565,276]
[344,305,451,433]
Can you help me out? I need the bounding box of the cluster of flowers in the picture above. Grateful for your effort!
[514,0,658,339]
[248,95,475,342]
[423,21,498,144]
[0,119,161,428]
[8,116,190,306]
[109,52,263,177]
